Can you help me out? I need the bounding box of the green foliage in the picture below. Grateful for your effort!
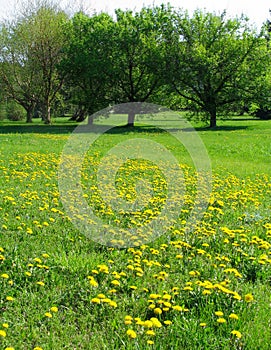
[163,10,270,127]
[6,101,26,121]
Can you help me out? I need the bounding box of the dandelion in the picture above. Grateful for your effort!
[91,298,100,304]
[164,320,172,325]
[147,340,154,345]
[50,307,58,313]
[229,313,239,320]
[215,311,224,317]
[126,329,137,339]
[1,273,9,279]
[150,318,162,328]
[200,322,207,327]
[130,286,137,290]
[6,296,14,301]
[231,330,242,338]
[162,294,171,300]
[244,294,254,302]
[109,301,117,308]
[146,330,155,336]
[217,318,227,324]
[111,280,120,286]
[2,323,9,328]
[202,289,212,295]
[97,294,106,299]
[45,312,52,318]
[143,320,153,328]
[5,347,15,350]
[172,305,182,311]
[36,281,45,286]
[154,308,162,315]
[0,330,7,337]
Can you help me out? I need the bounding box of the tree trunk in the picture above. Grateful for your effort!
[209,106,217,128]
[42,103,51,124]
[26,108,33,123]
[127,111,135,127]
[88,115,93,125]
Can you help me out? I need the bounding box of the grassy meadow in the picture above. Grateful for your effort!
[0,115,271,349]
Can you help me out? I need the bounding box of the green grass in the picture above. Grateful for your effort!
[0,115,271,349]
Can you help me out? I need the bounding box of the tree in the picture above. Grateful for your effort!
[108,6,171,126]
[0,21,38,122]
[0,0,68,123]
[163,10,269,127]
[59,12,114,123]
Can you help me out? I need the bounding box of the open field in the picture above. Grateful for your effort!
[0,116,271,349]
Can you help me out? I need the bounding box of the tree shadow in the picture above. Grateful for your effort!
[0,124,77,134]
[182,125,250,132]
[0,121,250,135]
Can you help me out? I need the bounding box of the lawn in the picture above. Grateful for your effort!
[0,114,271,349]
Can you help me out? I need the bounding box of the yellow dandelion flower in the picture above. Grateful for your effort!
[231,330,242,338]
[6,296,14,301]
[202,289,212,295]
[1,273,9,279]
[25,272,32,277]
[183,286,193,291]
[91,298,101,304]
[146,330,155,336]
[129,286,137,290]
[2,323,9,328]
[164,320,172,325]
[163,294,171,300]
[150,318,162,328]
[154,308,162,315]
[172,305,182,311]
[215,311,224,317]
[200,322,207,327]
[126,329,137,339]
[36,281,45,286]
[5,347,15,350]
[143,320,153,328]
[109,301,117,308]
[147,340,154,345]
[229,313,239,320]
[149,294,160,299]
[111,280,120,286]
[89,278,98,287]
[217,318,226,324]
[233,293,242,301]
[34,347,43,350]
[244,294,254,302]
[50,307,58,313]
[109,289,117,294]
[45,312,52,318]
[97,294,106,299]
[0,330,7,337]
[125,315,133,321]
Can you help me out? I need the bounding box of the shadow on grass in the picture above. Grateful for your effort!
[0,122,249,135]
[0,124,77,134]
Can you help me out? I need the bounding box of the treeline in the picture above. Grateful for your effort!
[0,0,270,127]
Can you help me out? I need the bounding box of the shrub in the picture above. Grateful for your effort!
[6,101,26,121]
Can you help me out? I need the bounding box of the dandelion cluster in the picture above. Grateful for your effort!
[0,131,270,348]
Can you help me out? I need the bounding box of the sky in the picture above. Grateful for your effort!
[0,0,270,28]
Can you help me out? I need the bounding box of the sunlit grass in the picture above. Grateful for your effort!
[0,115,270,349]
